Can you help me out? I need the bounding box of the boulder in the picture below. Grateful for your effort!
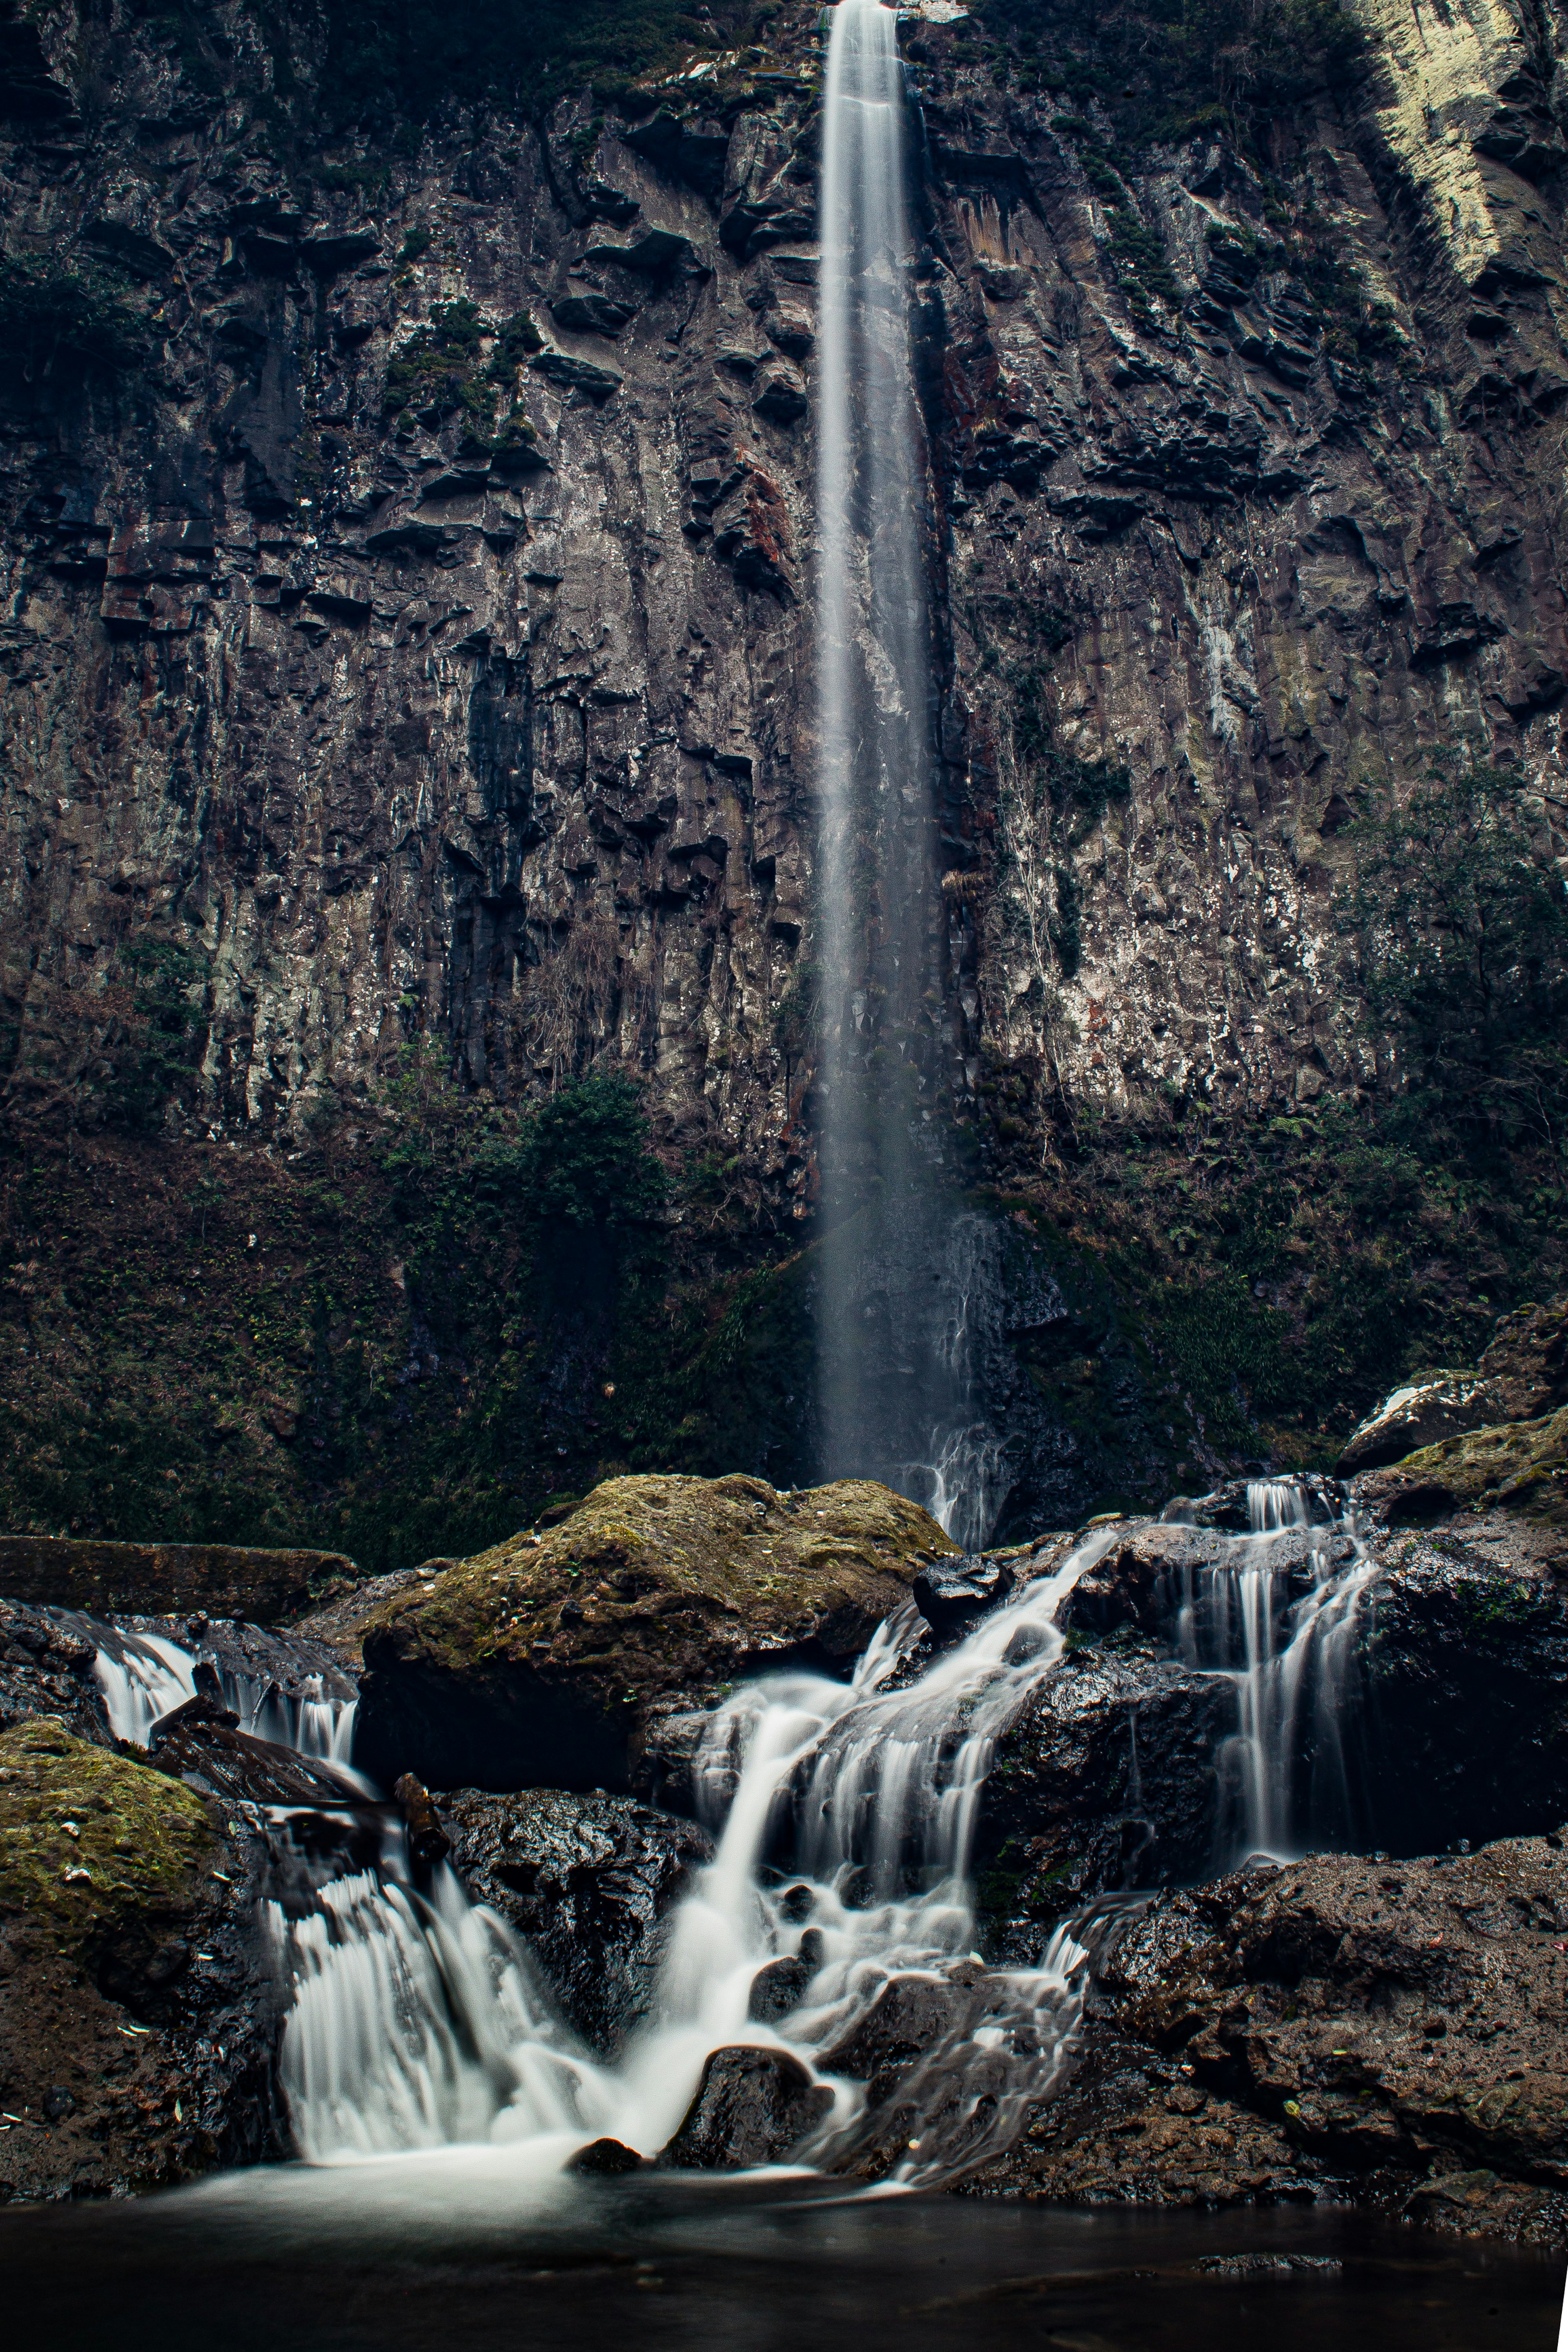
[1338,1374,1498,1474]
[0,1602,111,1744]
[1338,1295,1568,1473]
[0,1718,282,2200]
[354,1473,953,1795]
[971,1837,1568,2248]
[1354,1405,1568,1534]
[435,1786,711,2056]
[978,1641,1238,1922]
[658,2044,833,2169]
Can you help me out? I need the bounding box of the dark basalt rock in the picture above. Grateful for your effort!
[748,1954,811,2023]
[976,1643,1238,1921]
[658,2044,833,2170]
[569,2136,643,2175]
[146,1697,372,1814]
[0,1602,111,1745]
[969,1836,1568,2249]
[817,1974,976,2081]
[436,1786,712,2057]
[913,1553,1016,1636]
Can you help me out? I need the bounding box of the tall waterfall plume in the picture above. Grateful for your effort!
[813,0,996,1545]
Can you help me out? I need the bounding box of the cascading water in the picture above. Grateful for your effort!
[87,1617,358,1763]
[1170,1480,1379,1862]
[812,0,1000,1546]
[266,1527,1124,2182]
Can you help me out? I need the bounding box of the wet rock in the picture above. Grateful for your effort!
[969,1837,1568,2248]
[748,1954,811,2023]
[146,1698,371,1814]
[658,2044,833,2169]
[978,1642,1237,1919]
[0,1603,110,1745]
[356,1473,953,1794]
[569,2136,643,2175]
[392,1772,450,1866]
[0,1717,283,2202]
[817,1975,973,2080]
[1340,1512,1568,1852]
[436,1786,711,2056]
[913,1553,1016,1636]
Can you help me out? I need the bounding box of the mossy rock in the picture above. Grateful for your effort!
[0,1717,216,1955]
[1361,1406,1568,1528]
[355,1472,954,1793]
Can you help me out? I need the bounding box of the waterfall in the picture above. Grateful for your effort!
[87,1618,358,1763]
[813,0,997,1543]
[1170,1480,1379,1861]
[265,1528,1123,2182]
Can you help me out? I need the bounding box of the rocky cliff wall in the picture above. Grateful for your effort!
[0,0,1565,1557]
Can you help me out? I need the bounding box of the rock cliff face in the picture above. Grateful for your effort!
[2,0,1566,1557]
[3,0,1565,1152]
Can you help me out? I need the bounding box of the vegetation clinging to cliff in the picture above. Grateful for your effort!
[1341,764,1568,1156]
[971,0,1366,150]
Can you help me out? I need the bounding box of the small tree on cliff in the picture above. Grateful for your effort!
[1341,762,1568,1154]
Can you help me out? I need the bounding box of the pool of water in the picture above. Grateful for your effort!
[2,2168,1560,2352]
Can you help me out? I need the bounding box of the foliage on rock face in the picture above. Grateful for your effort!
[969,0,1366,152]
[381,299,542,438]
[131,0,774,127]
[0,254,150,379]
[1340,764,1568,1156]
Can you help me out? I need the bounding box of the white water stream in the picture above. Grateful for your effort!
[1176,1480,1380,1861]
[270,1528,1122,2178]
[92,1624,357,1762]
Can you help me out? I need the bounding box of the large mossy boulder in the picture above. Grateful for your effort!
[354,1472,954,1795]
[0,1718,280,2199]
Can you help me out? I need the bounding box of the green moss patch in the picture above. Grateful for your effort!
[1369,1408,1568,1529]
[365,1471,954,1704]
[0,1720,216,1953]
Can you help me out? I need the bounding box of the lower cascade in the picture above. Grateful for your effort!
[229,1474,1381,2181]
[269,1533,1118,2179]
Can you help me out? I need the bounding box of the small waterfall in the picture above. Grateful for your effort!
[1174,1480,1379,1861]
[265,1527,1123,2182]
[88,1619,358,1763]
[812,0,1000,1540]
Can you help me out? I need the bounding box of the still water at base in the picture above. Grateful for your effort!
[0,2176,1557,2352]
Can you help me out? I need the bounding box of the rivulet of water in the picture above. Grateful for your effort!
[1169,1480,1379,1861]
[88,1619,358,1763]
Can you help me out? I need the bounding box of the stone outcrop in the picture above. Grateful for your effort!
[0,0,1563,1173]
[435,1784,712,2056]
[659,2043,833,2169]
[0,1539,361,1625]
[0,1716,283,2200]
[354,1470,952,1792]
[1339,1297,1568,1471]
[970,1837,1568,2250]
